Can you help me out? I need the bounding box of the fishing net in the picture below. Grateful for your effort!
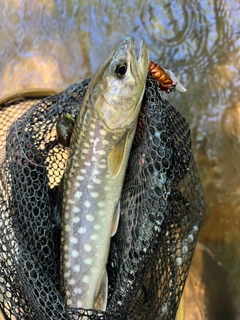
[0,75,204,320]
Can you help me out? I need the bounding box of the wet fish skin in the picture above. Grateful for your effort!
[60,36,149,310]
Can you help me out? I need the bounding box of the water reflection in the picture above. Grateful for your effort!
[0,0,240,319]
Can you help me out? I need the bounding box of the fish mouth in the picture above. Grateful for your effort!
[125,36,149,83]
[115,36,149,79]
[136,38,148,65]
[138,39,149,78]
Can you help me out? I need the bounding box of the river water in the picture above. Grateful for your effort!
[0,0,239,319]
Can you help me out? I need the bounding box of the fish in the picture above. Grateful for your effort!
[60,36,149,311]
[106,73,199,319]
[149,60,186,93]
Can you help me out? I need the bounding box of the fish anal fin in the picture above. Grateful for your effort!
[108,130,130,178]
[93,269,108,311]
[111,202,120,236]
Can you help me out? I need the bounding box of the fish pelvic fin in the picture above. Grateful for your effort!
[111,202,121,236]
[93,269,108,311]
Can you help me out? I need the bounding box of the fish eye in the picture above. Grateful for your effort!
[115,63,127,77]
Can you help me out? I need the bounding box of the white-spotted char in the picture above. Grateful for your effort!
[60,36,149,311]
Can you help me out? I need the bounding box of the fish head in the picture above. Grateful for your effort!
[89,36,149,130]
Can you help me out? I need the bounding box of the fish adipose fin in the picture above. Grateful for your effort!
[108,129,130,178]
[93,269,108,311]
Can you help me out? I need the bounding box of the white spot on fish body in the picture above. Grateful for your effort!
[75,191,82,199]
[84,161,91,166]
[99,129,107,136]
[97,202,104,208]
[73,216,80,223]
[90,123,96,129]
[63,244,69,252]
[70,236,78,244]
[68,199,75,205]
[69,278,76,285]
[65,225,71,232]
[94,224,101,231]
[73,162,80,168]
[81,168,87,174]
[90,192,99,198]
[98,150,106,156]
[77,175,84,181]
[90,234,99,241]
[98,210,105,217]
[102,139,109,146]
[72,206,80,213]
[77,301,82,308]
[67,299,72,306]
[66,290,71,297]
[74,288,82,294]
[64,212,70,219]
[74,181,80,188]
[92,177,101,184]
[72,250,79,258]
[87,184,94,189]
[84,244,92,252]
[99,164,107,169]
[78,227,86,234]
[73,265,80,273]
[84,142,90,148]
[104,185,111,192]
[86,214,94,222]
[93,169,100,175]
[89,131,94,137]
[84,258,92,265]
[64,271,70,278]
[82,275,90,283]
[84,200,91,208]
[65,261,71,268]
[82,148,89,154]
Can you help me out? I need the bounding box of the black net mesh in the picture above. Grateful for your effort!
[0,75,204,320]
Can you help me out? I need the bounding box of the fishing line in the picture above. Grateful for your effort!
[12,119,47,169]
[12,117,88,170]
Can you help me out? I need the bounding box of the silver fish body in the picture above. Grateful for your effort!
[60,36,149,310]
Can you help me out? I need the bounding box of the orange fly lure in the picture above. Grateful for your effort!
[149,60,186,93]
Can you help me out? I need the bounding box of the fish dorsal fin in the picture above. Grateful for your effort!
[93,269,108,311]
[111,202,121,236]
[108,129,130,178]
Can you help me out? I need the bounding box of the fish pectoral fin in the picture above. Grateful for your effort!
[108,129,130,178]
[93,269,108,311]
[111,202,120,236]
